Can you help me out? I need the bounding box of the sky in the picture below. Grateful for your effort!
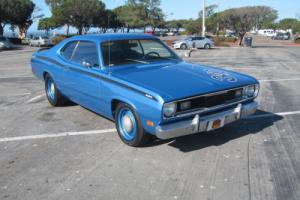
[25,0,300,33]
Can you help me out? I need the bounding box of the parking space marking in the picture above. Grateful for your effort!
[27,94,45,103]
[247,110,300,119]
[0,129,116,143]
[0,110,300,143]
[0,93,31,97]
[259,78,300,82]
[0,75,33,79]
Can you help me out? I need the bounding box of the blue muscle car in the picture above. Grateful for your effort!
[31,34,259,146]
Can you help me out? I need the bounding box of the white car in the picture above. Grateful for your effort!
[0,37,13,50]
[29,36,50,47]
[172,36,214,50]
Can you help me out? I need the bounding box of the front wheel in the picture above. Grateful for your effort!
[115,103,150,147]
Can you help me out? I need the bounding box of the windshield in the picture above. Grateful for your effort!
[101,39,180,66]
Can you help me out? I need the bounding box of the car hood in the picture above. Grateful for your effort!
[111,61,258,102]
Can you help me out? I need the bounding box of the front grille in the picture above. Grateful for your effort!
[176,88,243,113]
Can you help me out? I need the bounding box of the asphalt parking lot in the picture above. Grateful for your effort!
[1,37,300,200]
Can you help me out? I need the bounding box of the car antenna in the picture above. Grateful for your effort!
[108,15,112,75]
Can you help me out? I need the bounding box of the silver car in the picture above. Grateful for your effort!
[29,36,50,47]
[0,37,13,50]
[172,36,214,50]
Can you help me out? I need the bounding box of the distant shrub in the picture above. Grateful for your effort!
[295,37,300,44]
[223,37,237,43]
[52,35,67,44]
[212,37,231,47]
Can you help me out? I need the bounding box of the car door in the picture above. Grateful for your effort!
[195,37,205,48]
[67,41,104,113]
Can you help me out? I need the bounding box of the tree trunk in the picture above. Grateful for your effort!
[239,32,246,46]
[0,24,3,36]
[65,24,70,36]
[78,25,83,35]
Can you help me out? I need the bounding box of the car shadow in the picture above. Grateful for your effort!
[147,110,283,152]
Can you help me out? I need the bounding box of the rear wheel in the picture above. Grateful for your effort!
[180,43,188,50]
[44,74,67,106]
[204,43,211,49]
[115,103,150,147]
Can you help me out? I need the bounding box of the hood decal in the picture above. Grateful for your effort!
[203,69,238,83]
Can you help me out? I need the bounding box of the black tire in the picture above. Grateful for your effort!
[44,74,67,106]
[204,43,211,49]
[115,103,150,147]
[180,43,188,50]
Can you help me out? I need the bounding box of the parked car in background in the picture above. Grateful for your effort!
[31,34,259,146]
[172,36,214,49]
[166,31,179,36]
[154,31,168,37]
[29,36,51,47]
[0,37,13,50]
[272,33,290,40]
[144,31,154,35]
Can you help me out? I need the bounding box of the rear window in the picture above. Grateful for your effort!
[71,41,99,67]
[61,41,78,60]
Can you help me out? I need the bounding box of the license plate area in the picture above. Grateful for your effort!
[207,117,225,131]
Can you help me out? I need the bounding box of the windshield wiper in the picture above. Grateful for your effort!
[126,59,149,64]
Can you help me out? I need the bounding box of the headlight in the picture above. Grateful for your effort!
[243,84,259,98]
[163,102,177,117]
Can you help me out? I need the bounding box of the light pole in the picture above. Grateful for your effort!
[202,0,206,37]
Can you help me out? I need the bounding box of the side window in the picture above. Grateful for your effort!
[61,41,78,60]
[71,41,99,67]
[195,37,204,40]
[140,39,172,58]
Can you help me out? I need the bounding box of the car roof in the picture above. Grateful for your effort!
[69,33,156,42]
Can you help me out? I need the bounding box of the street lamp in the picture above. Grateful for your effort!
[202,0,206,37]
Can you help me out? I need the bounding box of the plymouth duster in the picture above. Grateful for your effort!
[31,34,259,146]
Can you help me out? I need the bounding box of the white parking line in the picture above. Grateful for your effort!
[0,75,33,79]
[0,93,31,97]
[0,129,116,142]
[0,110,300,143]
[27,94,45,103]
[246,110,300,119]
[259,78,300,82]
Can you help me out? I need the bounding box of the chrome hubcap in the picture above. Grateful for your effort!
[122,115,133,133]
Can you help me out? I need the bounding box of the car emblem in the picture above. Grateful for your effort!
[204,69,238,82]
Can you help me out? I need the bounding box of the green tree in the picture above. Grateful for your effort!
[127,0,164,32]
[199,4,218,18]
[38,17,56,35]
[218,6,278,45]
[184,19,202,35]
[51,0,106,35]
[114,5,141,32]
[0,0,35,37]
[165,20,186,32]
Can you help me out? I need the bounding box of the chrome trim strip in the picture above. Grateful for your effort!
[156,101,258,139]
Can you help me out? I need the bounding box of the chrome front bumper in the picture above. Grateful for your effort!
[155,101,258,139]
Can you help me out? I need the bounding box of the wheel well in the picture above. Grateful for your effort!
[111,99,124,118]
[43,72,49,80]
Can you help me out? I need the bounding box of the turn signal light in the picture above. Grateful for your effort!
[146,120,154,127]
